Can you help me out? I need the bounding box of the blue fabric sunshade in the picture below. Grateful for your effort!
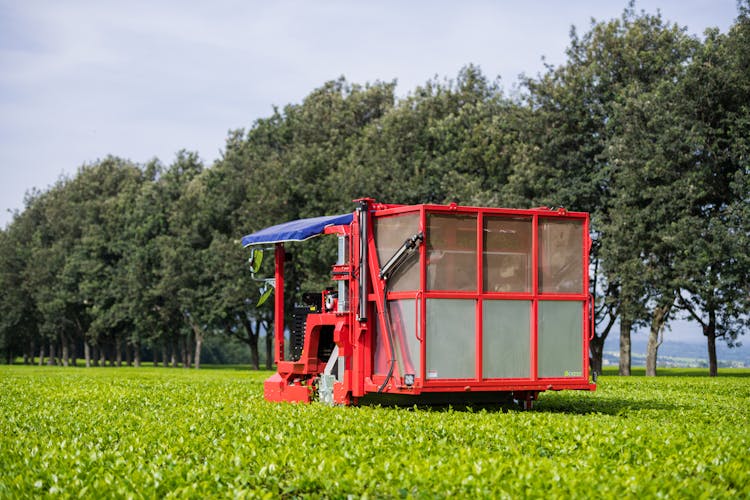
[241,213,353,247]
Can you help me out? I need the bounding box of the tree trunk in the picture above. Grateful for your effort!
[590,308,616,377]
[590,336,604,376]
[23,341,32,364]
[645,331,658,377]
[706,331,717,377]
[72,318,83,367]
[619,317,632,376]
[250,342,260,370]
[171,338,178,368]
[180,337,188,369]
[125,343,132,367]
[39,344,45,366]
[265,331,273,370]
[28,339,35,365]
[192,324,204,370]
[240,316,260,370]
[84,342,91,368]
[162,341,168,368]
[186,336,192,368]
[61,334,70,367]
[705,309,718,377]
[134,343,141,368]
[115,336,123,367]
[48,341,56,366]
[645,303,671,377]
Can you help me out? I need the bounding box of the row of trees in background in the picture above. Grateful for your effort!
[0,153,274,369]
[1,5,748,375]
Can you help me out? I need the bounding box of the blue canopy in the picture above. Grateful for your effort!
[241,213,353,247]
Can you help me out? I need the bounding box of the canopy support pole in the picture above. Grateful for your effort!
[274,243,285,365]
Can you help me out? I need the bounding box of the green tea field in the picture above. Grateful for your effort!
[1,366,748,498]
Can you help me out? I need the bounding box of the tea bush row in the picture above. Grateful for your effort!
[1,366,748,497]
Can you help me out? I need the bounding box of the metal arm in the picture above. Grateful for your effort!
[379,232,424,282]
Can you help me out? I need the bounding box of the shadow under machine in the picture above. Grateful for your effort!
[241,199,596,408]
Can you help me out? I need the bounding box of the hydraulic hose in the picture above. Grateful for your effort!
[377,284,396,393]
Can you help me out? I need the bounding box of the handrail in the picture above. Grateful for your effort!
[415,291,422,342]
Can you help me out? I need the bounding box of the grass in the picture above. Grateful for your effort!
[1,366,749,498]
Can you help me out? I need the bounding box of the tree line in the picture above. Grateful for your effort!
[1,5,748,375]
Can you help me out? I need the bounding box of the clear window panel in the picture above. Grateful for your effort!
[483,300,530,378]
[483,217,532,292]
[427,214,477,291]
[538,301,583,378]
[374,299,420,378]
[374,213,421,291]
[538,219,584,294]
[426,299,476,379]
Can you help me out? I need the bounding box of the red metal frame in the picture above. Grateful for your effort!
[263,200,595,405]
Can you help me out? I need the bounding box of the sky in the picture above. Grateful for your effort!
[0,1,742,348]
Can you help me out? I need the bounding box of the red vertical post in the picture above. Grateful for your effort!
[476,212,483,381]
[419,207,427,382]
[274,243,285,365]
[531,215,539,381]
[583,215,591,380]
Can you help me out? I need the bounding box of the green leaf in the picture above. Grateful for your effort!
[249,249,263,274]
[257,285,273,307]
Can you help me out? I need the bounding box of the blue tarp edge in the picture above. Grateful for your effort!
[241,213,353,247]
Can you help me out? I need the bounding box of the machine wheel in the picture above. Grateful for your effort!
[514,391,536,411]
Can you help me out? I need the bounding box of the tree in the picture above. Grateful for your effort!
[0,218,40,364]
[153,151,206,368]
[342,66,514,207]
[670,11,750,375]
[68,158,146,367]
[510,6,700,374]
[21,182,81,367]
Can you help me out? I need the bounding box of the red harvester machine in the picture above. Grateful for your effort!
[241,199,595,408]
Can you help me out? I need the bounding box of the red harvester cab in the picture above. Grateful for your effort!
[241,199,595,408]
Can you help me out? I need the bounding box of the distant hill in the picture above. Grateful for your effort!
[602,336,750,368]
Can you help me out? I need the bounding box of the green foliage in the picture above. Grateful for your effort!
[0,366,748,497]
